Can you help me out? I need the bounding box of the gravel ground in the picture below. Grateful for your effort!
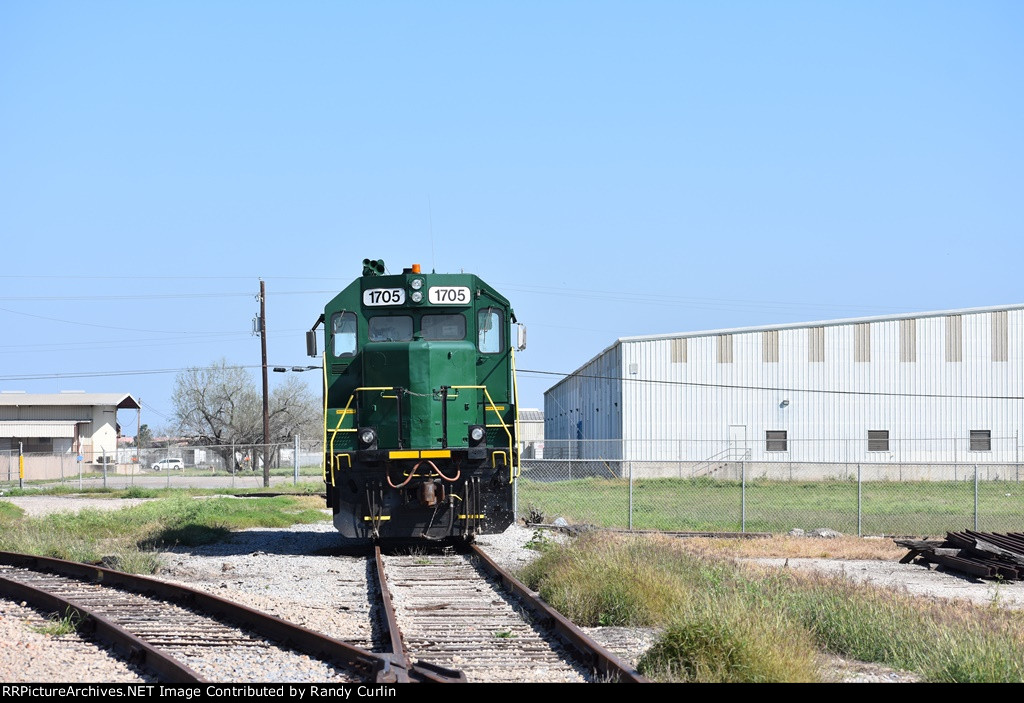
[1,495,1020,683]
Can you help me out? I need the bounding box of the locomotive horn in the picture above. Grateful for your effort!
[362,258,386,276]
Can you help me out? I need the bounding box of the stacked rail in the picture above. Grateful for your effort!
[895,531,1024,580]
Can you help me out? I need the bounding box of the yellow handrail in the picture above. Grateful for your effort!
[326,387,404,480]
[321,353,328,483]
[449,383,516,484]
[325,380,519,484]
[510,344,521,480]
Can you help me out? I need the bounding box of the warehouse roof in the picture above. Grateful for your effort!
[617,302,1024,344]
[0,392,140,410]
[547,302,1024,394]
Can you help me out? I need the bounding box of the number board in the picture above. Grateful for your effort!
[428,286,471,305]
[363,288,406,306]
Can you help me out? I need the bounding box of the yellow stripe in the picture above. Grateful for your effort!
[486,405,506,412]
[334,409,355,415]
[363,516,391,521]
[458,514,486,519]
[388,449,454,459]
[420,450,451,459]
[389,450,419,459]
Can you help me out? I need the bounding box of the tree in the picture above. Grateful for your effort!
[269,375,321,445]
[136,424,154,448]
[172,359,262,471]
[172,359,320,474]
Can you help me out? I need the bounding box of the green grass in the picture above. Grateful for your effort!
[518,476,1024,534]
[30,607,83,637]
[518,533,1024,683]
[0,490,328,572]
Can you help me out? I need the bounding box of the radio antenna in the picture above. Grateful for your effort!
[428,195,437,273]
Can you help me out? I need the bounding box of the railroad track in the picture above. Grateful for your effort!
[370,545,648,683]
[0,546,647,683]
[0,551,397,683]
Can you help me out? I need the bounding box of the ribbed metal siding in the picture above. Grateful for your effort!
[552,308,1024,464]
[544,344,622,457]
[0,405,92,421]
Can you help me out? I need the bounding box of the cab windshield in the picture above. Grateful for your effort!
[421,314,466,341]
[368,316,413,342]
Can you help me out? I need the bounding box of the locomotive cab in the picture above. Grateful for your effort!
[312,259,522,545]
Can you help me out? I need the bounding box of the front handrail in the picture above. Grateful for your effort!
[510,345,522,480]
[326,387,403,483]
[448,384,516,484]
[326,381,518,484]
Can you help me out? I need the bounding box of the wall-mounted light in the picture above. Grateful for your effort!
[779,399,790,408]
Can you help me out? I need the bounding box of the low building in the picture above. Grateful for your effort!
[0,392,140,480]
[518,408,545,458]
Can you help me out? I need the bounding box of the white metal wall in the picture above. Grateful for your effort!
[546,306,1024,464]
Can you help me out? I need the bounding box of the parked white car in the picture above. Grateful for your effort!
[152,458,185,471]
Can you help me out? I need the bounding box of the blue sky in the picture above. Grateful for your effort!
[1,2,1021,432]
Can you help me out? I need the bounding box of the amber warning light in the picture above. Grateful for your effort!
[412,263,421,273]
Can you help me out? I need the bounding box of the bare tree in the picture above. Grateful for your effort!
[172,359,262,470]
[270,375,320,441]
[172,359,320,472]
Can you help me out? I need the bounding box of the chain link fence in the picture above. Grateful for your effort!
[515,438,1024,536]
[0,439,326,490]
[5,436,1022,537]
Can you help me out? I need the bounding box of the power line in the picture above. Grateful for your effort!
[0,289,341,302]
[518,368,1024,401]
[0,361,1020,403]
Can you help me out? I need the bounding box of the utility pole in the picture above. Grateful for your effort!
[137,401,142,468]
[260,279,270,488]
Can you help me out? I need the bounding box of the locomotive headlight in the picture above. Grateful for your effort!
[410,278,423,290]
[468,425,486,445]
[410,290,423,303]
[358,427,378,449]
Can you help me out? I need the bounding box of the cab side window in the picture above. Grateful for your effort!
[332,312,357,358]
[477,309,503,353]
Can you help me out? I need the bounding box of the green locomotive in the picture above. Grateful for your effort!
[307,259,524,544]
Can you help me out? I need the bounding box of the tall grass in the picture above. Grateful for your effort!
[519,533,1024,683]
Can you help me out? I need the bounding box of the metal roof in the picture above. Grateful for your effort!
[547,303,1024,394]
[518,409,544,423]
[0,393,140,410]
[616,302,1024,344]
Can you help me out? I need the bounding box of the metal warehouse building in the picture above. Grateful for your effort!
[543,305,1024,479]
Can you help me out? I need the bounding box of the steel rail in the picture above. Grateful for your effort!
[467,544,650,683]
[0,550,393,683]
[371,546,468,683]
[0,569,205,682]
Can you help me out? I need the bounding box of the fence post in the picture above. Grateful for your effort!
[741,460,746,533]
[231,441,236,489]
[102,448,107,489]
[18,442,24,490]
[628,461,634,530]
[974,464,979,531]
[294,435,299,486]
[857,463,862,537]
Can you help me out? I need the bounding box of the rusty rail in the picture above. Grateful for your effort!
[0,550,392,682]
[467,544,650,683]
